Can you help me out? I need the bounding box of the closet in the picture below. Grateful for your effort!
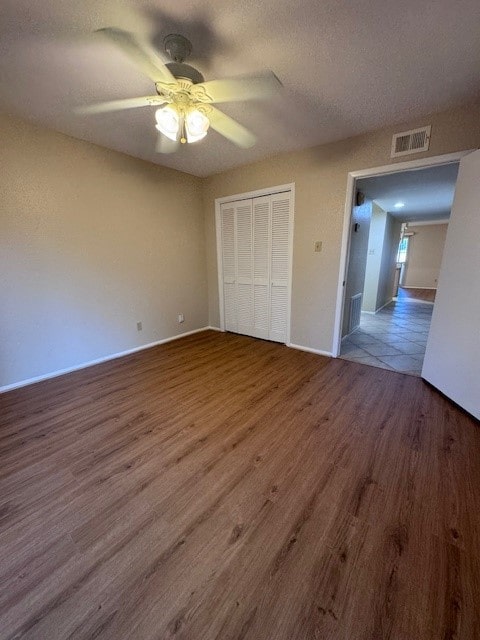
[218,189,293,344]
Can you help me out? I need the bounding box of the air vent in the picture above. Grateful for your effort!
[348,293,362,334]
[391,126,431,158]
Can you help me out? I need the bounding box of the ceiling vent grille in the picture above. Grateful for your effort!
[391,126,431,158]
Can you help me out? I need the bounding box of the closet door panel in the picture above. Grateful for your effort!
[221,204,237,332]
[235,201,254,335]
[236,203,253,280]
[237,283,253,331]
[223,283,237,331]
[269,193,291,343]
[270,286,289,342]
[252,196,271,339]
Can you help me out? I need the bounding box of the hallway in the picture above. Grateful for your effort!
[340,297,433,375]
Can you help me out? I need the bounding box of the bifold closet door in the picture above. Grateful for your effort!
[220,191,292,344]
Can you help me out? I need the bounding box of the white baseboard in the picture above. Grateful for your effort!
[400,286,437,290]
[362,298,393,315]
[206,326,224,332]
[376,298,394,313]
[288,343,333,358]
[0,327,212,394]
[396,297,435,305]
[340,327,359,341]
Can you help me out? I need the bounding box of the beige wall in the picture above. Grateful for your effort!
[403,223,448,288]
[376,213,402,310]
[0,112,208,388]
[203,102,480,353]
[362,203,385,313]
[362,204,401,314]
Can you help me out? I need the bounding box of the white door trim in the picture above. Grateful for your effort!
[215,183,295,344]
[332,150,475,357]
[215,183,294,205]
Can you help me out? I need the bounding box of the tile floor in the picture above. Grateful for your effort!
[340,298,434,376]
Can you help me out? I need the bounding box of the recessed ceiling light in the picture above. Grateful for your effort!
[394,202,405,208]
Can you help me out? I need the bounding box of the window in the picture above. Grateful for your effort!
[397,236,409,263]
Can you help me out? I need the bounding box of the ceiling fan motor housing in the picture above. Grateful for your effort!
[165,62,204,84]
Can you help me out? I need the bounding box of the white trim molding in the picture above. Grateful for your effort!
[407,219,449,226]
[362,298,394,315]
[332,149,474,357]
[0,327,212,394]
[400,286,437,290]
[288,343,333,358]
[214,183,295,206]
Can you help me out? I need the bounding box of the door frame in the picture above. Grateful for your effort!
[332,150,473,357]
[215,183,295,344]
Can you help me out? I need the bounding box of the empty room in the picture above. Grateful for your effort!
[1,1,479,639]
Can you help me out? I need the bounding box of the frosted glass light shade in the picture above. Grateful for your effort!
[155,106,180,142]
[185,109,209,143]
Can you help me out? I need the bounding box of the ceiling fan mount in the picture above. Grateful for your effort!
[163,34,192,64]
[162,34,205,84]
[76,28,282,154]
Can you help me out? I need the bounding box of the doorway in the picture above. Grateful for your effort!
[334,155,465,375]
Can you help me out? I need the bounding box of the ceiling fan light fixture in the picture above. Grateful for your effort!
[155,106,180,142]
[79,29,281,153]
[185,109,210,143]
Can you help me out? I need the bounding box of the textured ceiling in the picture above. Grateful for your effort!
[357,162,460,222]
[1,0,479,176]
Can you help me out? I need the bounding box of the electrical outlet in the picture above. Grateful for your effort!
[136,321,142,331]
[314,241,322,252]
[178,314,185,324]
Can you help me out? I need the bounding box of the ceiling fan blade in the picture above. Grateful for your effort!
[155,134,180,154]
[207,107,256,148]
[97,28,176,84]
[195,71,282,104]
[75,96,167,115]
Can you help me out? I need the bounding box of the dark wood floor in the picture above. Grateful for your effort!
[1,330,479,639]
[398,286,436,303]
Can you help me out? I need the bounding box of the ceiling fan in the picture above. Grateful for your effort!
[76,28,282,154]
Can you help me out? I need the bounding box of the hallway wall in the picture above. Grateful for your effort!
[403,223,448,288]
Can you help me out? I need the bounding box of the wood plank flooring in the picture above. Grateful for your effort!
[1,330,479,639]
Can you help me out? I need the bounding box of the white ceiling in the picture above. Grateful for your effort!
[357,162,459,222]
[1,0,479,177]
